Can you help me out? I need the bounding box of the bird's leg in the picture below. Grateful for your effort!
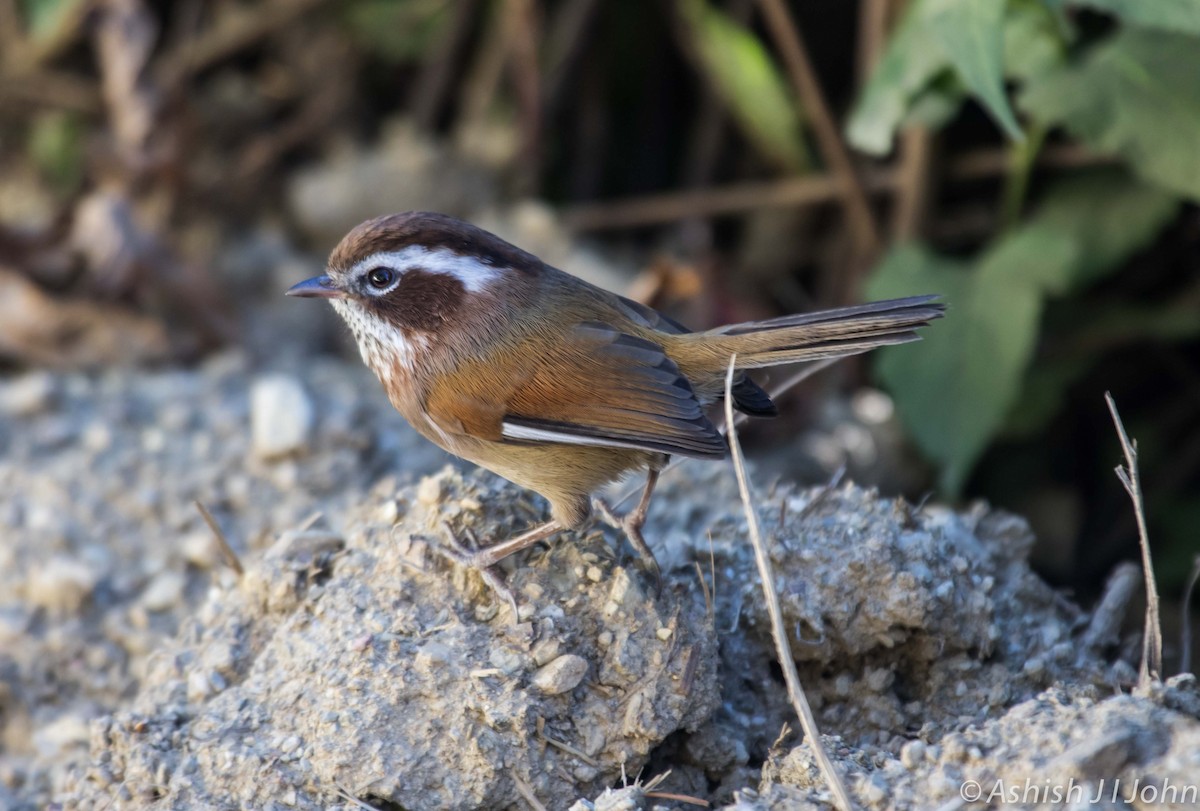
[592,468,662,593]
[432,519,564,614]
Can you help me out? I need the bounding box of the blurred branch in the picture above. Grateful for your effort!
[543,0,602,109]
[505,0,542,194]
[566,171,892,230]
[0,70,100,114]
[890,128,934,240]
[949,141,1115,179]
[566,142,1115,232]
[95,0,160,165]
[457,0,514,135]
[411,0,480,130]
[756,0,882,259]
[156,0,331,89]
[856,0,892,86]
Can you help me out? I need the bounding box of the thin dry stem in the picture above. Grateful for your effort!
[333,783,382,811]
[512,775,548,811]
[1104,392,1163,687]
[411,0,480,130]
[724,355,855,811]
[563,143,1106,232]
[194,500,244,576]
[645,790,710,807]
[756,0,882,271]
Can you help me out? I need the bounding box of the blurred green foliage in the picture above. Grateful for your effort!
[677,0,810,172]
[341,0,452,63]
[28,111,84,192]
[857,0,1200,496]
[19,0,82,41]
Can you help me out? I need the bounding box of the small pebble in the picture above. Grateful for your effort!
[416,476,443,505]
[899,739,926,769]
[140,571,186,612]
[0,372,56,417]
[531,654,588,695]
[25,557,97,615]
[250,375,315,460]
[531,638,561,667]
[488,645,524,675]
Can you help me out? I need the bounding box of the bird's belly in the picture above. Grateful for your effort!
[413,422,657,525]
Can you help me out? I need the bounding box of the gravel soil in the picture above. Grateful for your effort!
[1,357,1197,810]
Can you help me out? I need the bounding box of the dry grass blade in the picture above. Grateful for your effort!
[512,774,548,811]
[644,790,710,807]
[194,500,244,576]
[1181,555,1200,675]
[724,355,855,811]
[333,782,382,811]
[1104,392,1163,688]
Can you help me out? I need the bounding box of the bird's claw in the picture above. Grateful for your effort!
[591,497,663,596]
[430,523,519,619]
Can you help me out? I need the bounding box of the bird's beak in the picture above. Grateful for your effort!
[286,275,345,299]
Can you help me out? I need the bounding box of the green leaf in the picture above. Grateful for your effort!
[1004,0,1069,82]
[924,0,1023,142]
[868,236,1073,495]
[677,0,809,172]
[1046,0,1200,36]
[1020,29,1200,201]
[848,0,1040,155]
[847,0,955,155]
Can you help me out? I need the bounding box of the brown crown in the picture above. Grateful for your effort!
[327,211,543,274]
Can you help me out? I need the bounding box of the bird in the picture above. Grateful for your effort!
[288,211,943,604]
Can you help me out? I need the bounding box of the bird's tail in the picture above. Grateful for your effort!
[681,294,945,371]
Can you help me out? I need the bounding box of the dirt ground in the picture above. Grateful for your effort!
[1,352,1197,810]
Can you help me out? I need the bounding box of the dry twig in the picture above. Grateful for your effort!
[411,0,481,130]
[724,355,855,811]
[756,0,881,270]
[1104,392,1163,687]
[194,500,245,576]
[512,775,548,811]
[333,783,383,811]
[645,790,710,807]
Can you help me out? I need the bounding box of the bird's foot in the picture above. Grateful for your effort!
[430,523,519,619]
[591,497,663,596]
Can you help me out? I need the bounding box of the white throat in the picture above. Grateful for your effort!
[330,298,428,384]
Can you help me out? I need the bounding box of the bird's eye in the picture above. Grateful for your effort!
[366,267,395,289]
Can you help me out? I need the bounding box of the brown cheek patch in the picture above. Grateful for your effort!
[366,269,466,332]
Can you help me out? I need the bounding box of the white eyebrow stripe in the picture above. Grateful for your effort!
[349,247,503,293]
